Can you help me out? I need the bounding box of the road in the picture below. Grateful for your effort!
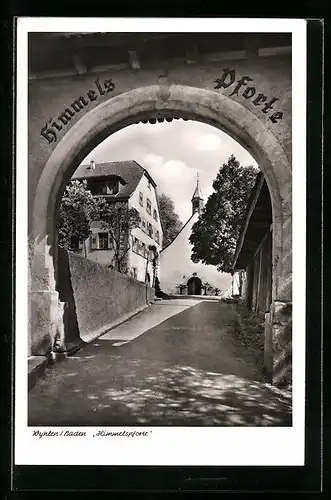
[28,299,292,426]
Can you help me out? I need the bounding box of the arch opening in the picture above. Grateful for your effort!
[30,84,292,366]
[187,276,203,296]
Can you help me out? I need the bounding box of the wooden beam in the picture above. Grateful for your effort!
[252,226,273,261]
[258,46,292,57]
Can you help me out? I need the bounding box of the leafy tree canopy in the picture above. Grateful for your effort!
[189,154,258,272]
[57,180,101,249]
[158,192,183,248]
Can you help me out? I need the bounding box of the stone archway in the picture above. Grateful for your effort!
[30,84,292,384]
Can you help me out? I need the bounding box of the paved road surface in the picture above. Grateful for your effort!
[28,299,292,426]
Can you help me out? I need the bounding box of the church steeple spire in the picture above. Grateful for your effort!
[191,172,204,215]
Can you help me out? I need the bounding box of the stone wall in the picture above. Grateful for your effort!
[270,301,292,387]
[57,248,155,345]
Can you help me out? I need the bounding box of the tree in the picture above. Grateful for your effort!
[158,192,183,247]
[99,201,141,273]
[57,180,101,251]
[189,154,258,272]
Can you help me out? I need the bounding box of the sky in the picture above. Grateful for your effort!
[82,120,258,223]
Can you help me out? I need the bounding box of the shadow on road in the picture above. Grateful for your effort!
[28,302,292,427]
[29,354,292,427]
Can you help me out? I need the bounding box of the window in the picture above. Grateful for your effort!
[155,229,160,244]
[119,234,125,252]
[140,241,146,257]
[91,234,98,250]
[131,267,138,279]
[139,191,144,206]
[146,198,151,214]
[141,217,147,232]
[147,222,153,238]
[147,179,151,190]
[193,200,200,212]
[98,233,109,250]
[103,181,119,195]
[153,209,158,221]
[132,236,139,253]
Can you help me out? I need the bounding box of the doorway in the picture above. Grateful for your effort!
[187,276,202,295]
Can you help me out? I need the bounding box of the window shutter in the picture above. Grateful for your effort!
[91,235,98,250]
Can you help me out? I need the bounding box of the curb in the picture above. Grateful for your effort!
[80,302,152,344]
[28,356,49,392]
[28,342,83,392]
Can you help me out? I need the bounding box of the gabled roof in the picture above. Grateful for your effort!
[72,160,156,199]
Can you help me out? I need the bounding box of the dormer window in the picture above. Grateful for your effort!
[90,179,119,195]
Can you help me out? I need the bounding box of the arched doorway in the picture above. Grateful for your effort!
[187,276,202,296]
[30,84,292,376]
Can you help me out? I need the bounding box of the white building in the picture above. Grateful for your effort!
[72,160,163,284]
[160,177,232,296]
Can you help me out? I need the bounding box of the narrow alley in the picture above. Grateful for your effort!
[28,299,292,427]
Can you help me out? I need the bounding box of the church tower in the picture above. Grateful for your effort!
[191,173,204,215]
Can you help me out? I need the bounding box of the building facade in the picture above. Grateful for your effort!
[160,178,232,296]
[71,160,163,285]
